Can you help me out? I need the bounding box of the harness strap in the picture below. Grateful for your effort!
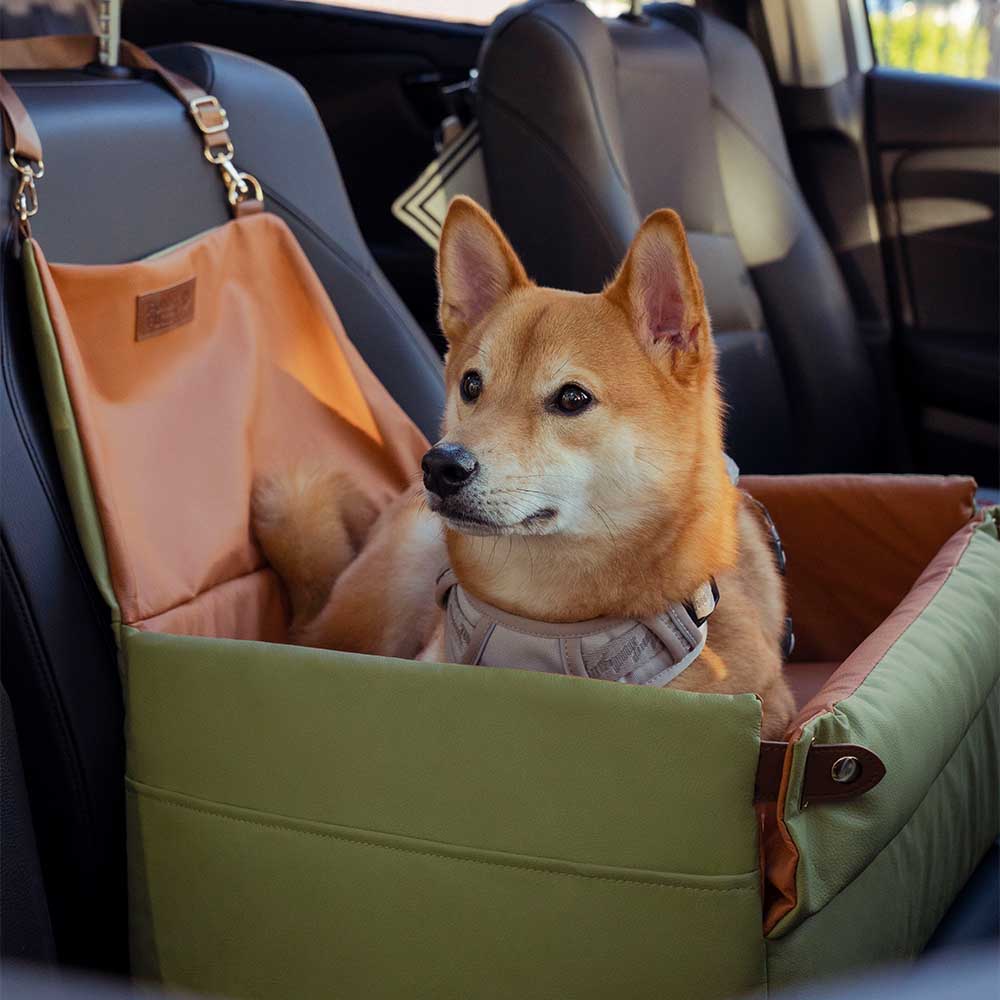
[743,490,795,657]
[436,568,712,686]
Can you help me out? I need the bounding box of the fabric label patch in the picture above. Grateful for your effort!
[136,277,196,341]
[582,624,664,682]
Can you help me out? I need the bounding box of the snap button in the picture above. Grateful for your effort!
[831,755,860,783]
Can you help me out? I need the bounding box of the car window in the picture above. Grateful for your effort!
[867,0,1000,78]
[281,1,687,26]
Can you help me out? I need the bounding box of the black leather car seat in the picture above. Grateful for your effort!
[477,0,887,474]
[1,39,443,974]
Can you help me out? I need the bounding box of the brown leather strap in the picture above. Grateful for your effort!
[0,74,42,164]
[0,35,234,161]
[119,40,234,161]
[1,35,262,220]
[755,740,886,806]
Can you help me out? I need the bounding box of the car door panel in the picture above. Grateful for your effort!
[868,68,999,467]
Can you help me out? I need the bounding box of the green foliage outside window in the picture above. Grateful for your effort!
[868,1,1000,79]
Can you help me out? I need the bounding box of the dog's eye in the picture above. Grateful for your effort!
[553,384,592,415]
[460,370,482,403]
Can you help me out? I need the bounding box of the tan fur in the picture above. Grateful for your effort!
[251,465,378,632]
[254,197,795,739]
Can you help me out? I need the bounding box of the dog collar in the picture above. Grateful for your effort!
[434,569,719,687]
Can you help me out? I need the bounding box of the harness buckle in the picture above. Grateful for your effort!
[687,577,719,627]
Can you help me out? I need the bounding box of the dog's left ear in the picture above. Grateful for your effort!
[605,209,711,380]
[437,196,529,344]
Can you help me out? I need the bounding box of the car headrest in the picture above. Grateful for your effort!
[2,0,97,39]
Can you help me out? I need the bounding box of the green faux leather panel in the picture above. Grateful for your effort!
[773,517,1000,941]
[123,628,763,875]
[768,684,999,990]
[22,240,119,625]
[127,782,766,1000]
[123,627,768,998]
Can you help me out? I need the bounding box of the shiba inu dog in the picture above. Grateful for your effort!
[254,197,795,738]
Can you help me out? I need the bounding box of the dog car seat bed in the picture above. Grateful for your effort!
[6,44,999,1000]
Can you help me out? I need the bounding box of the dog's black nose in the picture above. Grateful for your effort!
[422,444,479,498]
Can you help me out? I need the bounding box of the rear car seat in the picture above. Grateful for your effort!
[477,0,889,474]
[2,14,994,987]
[1,40,443,973]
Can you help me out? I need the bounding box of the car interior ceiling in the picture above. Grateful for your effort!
[1,0,997,989]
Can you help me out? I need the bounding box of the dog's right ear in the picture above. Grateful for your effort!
[437,196,529,344]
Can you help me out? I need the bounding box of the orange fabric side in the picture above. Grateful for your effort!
[741,474,976,663]
[34,214,429,636]
[136,569,289,643]
[760,741,799,935]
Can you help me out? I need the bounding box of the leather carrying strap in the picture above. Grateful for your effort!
[0,74,41,164]
[755,740,886,806]
[0,35,262,223]
[0,35,233,158]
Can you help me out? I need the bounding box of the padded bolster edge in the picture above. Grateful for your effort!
[789,511,991,732]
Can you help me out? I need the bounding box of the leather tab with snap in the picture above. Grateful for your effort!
[755,741,886,806]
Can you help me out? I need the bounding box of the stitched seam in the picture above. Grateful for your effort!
[462,589,633,639]
[6,80,144,92]
[475,617,610,640]
[531,12,631,192]
[29,241,142,610]
[191,45,217,93]
[871,681,998,864]
[0,229,109,623]
[658,2,794,184]
[478,90,631,261]
[127,565,271,628]
[710,97,795,186]
[127,783,757,894]
[0,546,97,841]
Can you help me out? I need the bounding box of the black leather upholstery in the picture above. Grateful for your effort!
[1,45,443,973]
[478,0,885,474]
[1,684,57,965]
[2,221,127,972]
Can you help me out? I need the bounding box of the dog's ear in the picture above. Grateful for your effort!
[605,209,711,380]
[437,196,529,344]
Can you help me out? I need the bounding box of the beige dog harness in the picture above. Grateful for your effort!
[435,455,748,686]
[435,570,720,687]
